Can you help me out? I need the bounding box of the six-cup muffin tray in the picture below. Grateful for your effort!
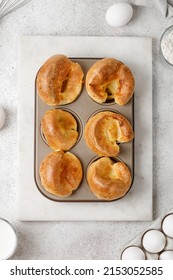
[34,58,134,202]
[120,208,173,260]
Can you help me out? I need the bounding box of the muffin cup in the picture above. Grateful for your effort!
[86,156,133,201]
[40,108,83,150]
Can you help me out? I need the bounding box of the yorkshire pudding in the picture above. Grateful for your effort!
[86,58,134,105]
[37,54,84,105]
[39,150,83,197]
[87,157,132,201]
[41,109,78,151]
[84,111,134,157]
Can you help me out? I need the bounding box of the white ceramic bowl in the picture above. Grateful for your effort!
[0,218,17,259]
[160,25,173,66]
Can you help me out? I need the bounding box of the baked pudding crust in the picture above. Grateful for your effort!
[84,111,134,157]
[86,58,134,105]
[41,109,78,151]
[39,151,83,197]
[37,54,84,105]
[87,157,132,201]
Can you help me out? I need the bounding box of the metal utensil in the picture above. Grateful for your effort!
[0,0,31,20]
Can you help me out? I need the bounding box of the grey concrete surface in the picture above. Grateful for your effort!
[0,0,173,260]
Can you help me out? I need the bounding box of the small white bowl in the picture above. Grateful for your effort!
[160,25,173,66]
[0,218,17,259]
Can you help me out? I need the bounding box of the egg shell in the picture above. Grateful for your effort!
[159,250,173,260]
[162,214,173,238]
[106,3,133,27]
[0,105,6,129]
[121,246,145,260]
[142,230,166,254]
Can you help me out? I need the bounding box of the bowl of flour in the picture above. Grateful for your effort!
[160,25,173,66]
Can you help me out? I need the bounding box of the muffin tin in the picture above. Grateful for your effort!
[34,58,134,202]
[120,208,173,260]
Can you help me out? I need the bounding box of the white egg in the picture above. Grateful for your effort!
[162,214,173,238]
[106,3,133,27]
[159,250,173,260]
[0,105,5,129]
[121,246,145,260]
[142,230,166,253]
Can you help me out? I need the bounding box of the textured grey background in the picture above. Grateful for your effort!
[0,0,173,260]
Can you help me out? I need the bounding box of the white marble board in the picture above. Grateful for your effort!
[17,36,152,221]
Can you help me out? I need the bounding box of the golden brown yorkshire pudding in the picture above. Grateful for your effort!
[41,109,78,151]
[84,111,134,157]
[37,54,84,105]
[86,58,134,105]
[87,157,132,201]
[39,150,83,197]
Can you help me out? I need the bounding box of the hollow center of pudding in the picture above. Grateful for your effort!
[61,78,68,93]
[102,80,120,101]
[105,119,121,142]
